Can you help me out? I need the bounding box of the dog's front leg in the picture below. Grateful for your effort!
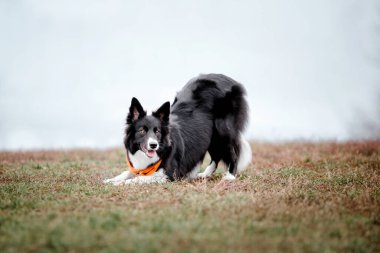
[103,171,134,185]
[124,169,168,185]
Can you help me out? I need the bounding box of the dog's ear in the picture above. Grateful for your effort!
[153,101,170,122]
[127,97,146,124]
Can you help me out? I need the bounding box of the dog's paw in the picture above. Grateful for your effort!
[103,178,125,186]
[197,162,216,179]
[197,172,207,178]
[124,175,168,185]
[103,171,133,185]
[103,178,114,184]
[222,172,236,181]
[124,178,136,185]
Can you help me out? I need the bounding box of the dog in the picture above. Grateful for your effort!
[103,74,252,185]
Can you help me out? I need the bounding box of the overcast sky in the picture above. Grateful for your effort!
[0,0,379,150]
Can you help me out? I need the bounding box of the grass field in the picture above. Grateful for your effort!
[0,141,379,253]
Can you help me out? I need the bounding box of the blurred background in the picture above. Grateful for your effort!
[0,0,379,150]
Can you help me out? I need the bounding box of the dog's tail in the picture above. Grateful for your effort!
[198,74,252,173]
[226,85,252,173]
[237,134,252,173]
[214,83,252,173]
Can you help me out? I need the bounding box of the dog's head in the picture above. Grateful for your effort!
[124,97,170,159]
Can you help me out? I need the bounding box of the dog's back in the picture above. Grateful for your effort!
[166,74,251,180]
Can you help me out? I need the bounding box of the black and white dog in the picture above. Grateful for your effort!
[104,74,252,185]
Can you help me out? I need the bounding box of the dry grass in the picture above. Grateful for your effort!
[0,141,379,253]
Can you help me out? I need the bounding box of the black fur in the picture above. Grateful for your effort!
[124,74,249,180]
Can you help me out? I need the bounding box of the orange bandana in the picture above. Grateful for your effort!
[126,155,162,176]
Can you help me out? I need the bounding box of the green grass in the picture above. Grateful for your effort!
[0,141,379,253]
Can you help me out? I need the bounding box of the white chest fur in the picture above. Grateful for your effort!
[128,150,159,170]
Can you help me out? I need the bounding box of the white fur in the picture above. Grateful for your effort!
[222,171,236,181]
[237,134,252,172]
[186,163,201,180]
[128,150,159,170]
[198,161,216,178]
[196,135,251,179]
[124,169,168,184]
[104,143,161,185]
[103,171,134,185]
[147,137,159,150]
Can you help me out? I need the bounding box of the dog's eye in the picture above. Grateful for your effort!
[138,128,146,134]
[155,128,161,134]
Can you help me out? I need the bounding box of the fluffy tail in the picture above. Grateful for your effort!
[237,135,252,173]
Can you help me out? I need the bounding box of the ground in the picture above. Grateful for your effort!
[0,141,379,253]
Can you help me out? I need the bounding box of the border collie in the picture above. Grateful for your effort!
[104,74,252,185]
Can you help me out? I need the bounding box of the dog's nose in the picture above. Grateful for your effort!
[147,138,159,150]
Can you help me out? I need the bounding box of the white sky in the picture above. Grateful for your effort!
[0,0,379,150]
